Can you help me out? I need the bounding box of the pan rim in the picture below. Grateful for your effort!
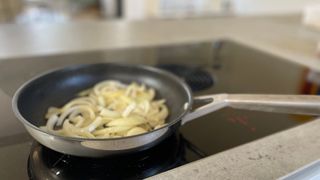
[12,63,193,142]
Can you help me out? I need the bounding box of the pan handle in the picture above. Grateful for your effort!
[181,94,320,125]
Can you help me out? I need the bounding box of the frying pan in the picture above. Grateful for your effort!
[12,63,320,157]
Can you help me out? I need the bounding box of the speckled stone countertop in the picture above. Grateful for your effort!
[2,15,320,179]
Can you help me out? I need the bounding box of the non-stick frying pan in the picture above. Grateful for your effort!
[12,63,320,157]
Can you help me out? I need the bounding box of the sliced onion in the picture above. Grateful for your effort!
[43,80,168,138]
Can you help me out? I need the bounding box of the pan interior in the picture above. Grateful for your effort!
[16,64,192,128]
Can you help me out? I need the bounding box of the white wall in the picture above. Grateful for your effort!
[123,0,223,20]
[231,0,320,15]
[123,0,320,20]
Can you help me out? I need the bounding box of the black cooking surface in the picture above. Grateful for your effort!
[28,134,200,180]
[0,41,316,179]
[156,64,214,91]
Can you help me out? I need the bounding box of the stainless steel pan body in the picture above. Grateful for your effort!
[12,63,320,157]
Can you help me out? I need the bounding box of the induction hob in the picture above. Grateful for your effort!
[0,40,315,179]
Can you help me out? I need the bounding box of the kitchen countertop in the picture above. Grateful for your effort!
[1,15,320,71]
[2,15,320,179]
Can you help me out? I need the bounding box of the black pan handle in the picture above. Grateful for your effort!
[181,94,320,125]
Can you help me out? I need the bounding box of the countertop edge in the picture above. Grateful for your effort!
[150,118,320,179]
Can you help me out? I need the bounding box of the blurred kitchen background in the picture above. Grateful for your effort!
[3,1,320,179]
[1,0,320,23]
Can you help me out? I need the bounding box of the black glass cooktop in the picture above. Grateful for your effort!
[28,134,205,180]
[0,40,316,179]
